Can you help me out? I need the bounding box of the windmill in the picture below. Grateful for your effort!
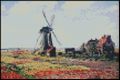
[34,10,61,57]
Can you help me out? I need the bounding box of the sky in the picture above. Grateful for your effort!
[1,1,119,49]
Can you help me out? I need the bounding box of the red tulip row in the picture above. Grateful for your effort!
[33,69,119,79]
[1,71,26,79]
[1,64,118,79]
[1,66,7,72]
[1,69,118,79]
[1,63,26,79]
[12,51,24,54]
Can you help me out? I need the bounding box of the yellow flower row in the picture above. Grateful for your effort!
[18,53,36,59]
[17,61,61,74]
[1,56,17,63]
[16,58,90,75]
[66,65,90,70]
[1,52,13,57]
[1,51,90,76]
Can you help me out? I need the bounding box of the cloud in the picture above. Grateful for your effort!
[108,4,119,13]
[60,1,94,18]
[1,1,18,16]
[1,1,59,48]
[53,1,119,48]
[96,3,119,15]
[62,1,94,10]
[1,4,6,13]
[53,1,65,12]
[9,1,57,16]
[1,1,119,48]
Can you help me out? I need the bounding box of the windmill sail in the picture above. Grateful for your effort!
[52,31,61,45]
[50,15,55,28]
[42,10,50,27]
[34,10,61,57]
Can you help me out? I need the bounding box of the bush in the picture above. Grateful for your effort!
[58,52,63,56]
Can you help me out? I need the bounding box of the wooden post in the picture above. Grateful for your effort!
[49,47,56,57]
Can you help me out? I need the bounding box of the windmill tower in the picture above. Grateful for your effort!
[35,10,61,57]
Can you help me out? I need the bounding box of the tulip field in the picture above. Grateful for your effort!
[1,50,119,79]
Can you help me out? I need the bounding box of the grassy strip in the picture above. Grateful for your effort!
[1,62,36,79]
